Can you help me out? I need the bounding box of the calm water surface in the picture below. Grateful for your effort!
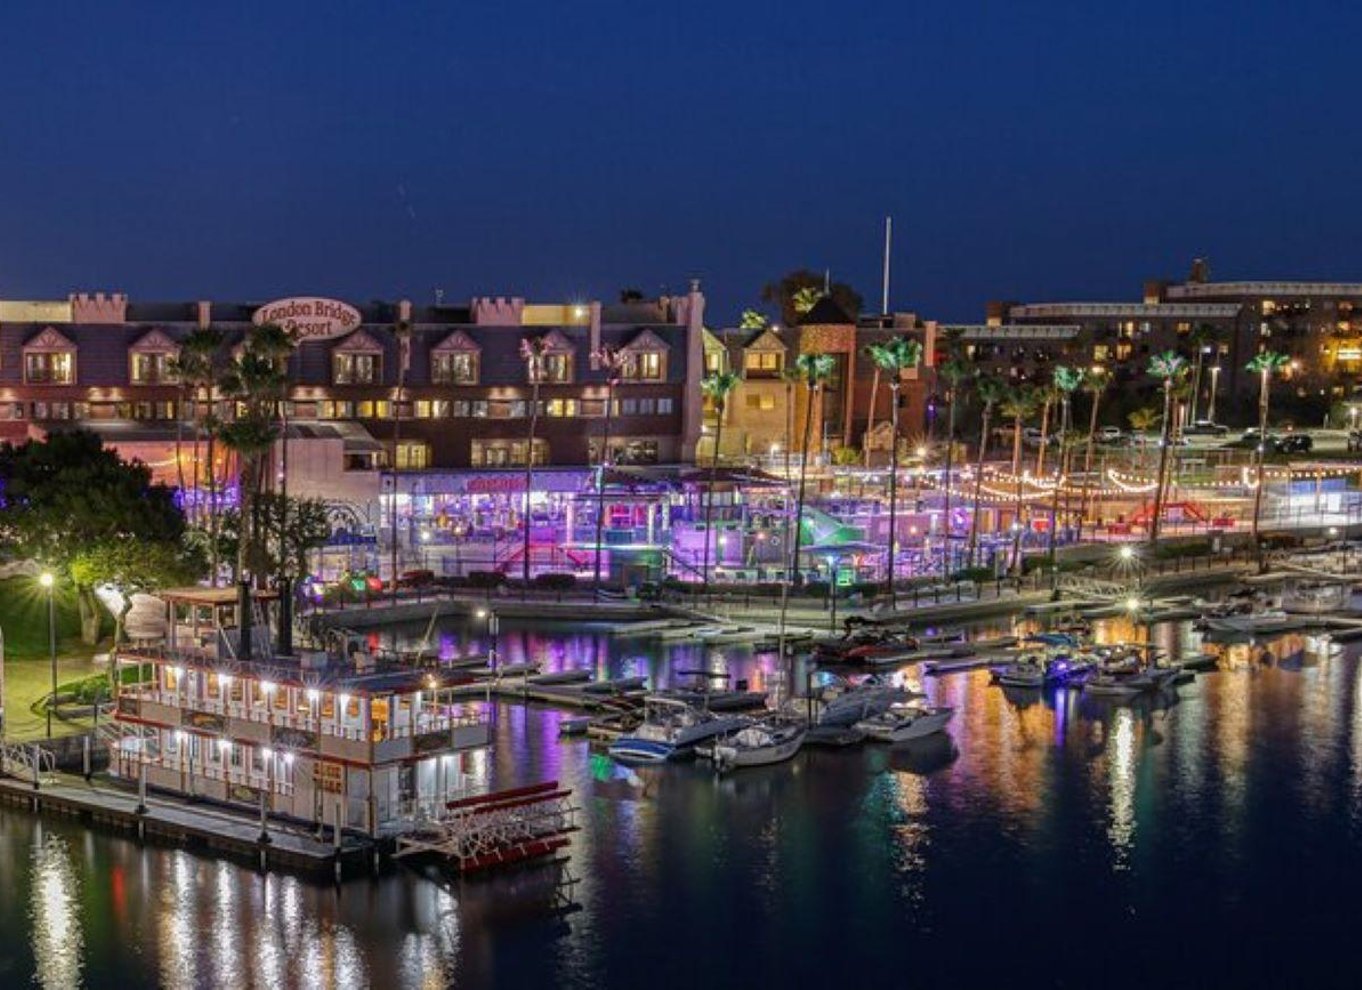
[3,618,1362,988]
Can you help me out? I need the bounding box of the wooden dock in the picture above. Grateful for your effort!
[0,771,371,877]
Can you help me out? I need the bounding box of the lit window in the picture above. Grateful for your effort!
[332,353,380,385]
[131,352,176,384]
[432,353,478,385]
[25,352,74,385]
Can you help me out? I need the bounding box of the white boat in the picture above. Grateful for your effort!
[713,719,808,771]
[854,703,955,742]
[993,651,1060,688]
[1199,609,1294,634]
[608,696,751,763]
[803,674,919,727]
[1282,582,1348,615]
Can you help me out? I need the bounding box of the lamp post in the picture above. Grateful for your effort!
[40,572,55,739]
[1207,365,1222,423]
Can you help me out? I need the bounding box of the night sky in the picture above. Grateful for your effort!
[2,1,1359,323]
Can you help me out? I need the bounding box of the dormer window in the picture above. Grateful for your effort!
[525,330,575,384]
[129,329,181,384]
[744,351,783,377]
[619,328,670,381]
[331,330,384,385]
[430,330,482,385]
[539,353,573,383]
[23,327,77,385]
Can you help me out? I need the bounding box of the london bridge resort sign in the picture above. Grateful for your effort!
[252,297,363,342]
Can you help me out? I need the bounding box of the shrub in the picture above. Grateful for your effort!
[466,570,507,590]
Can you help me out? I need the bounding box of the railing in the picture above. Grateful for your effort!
[0,743,56,780]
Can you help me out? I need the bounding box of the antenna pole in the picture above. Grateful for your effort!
[881,216,892,315]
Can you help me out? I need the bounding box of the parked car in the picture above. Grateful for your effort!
[1348,429,1362,453]
[1272,433,1313,454]
[1183,420,1229,437]
[1096,426,1124,443]
[1022,427,1058,448]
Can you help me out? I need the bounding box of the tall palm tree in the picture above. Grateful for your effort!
[1247,350,1291,570]
[936,338,972,573]
[171,328,224,571]
[1078,365,1111,534]
[789,352,835,587]
[699,370,741,590]
[518,336,551,585]
[1188,323,1223,423]
[389,319,412,604]
[1001,384,1037,475]
[1127,406,1160,469]
[1047,366,1084,570]
[780,366,801,480]
[591,345,628,593]
[218,322,295,661]
[967,375,1006,568]
[1146,351,1189,544]
[865,337,923,603]
[1033,382,1059,477]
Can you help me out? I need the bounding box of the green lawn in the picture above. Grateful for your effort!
[0,575,104,662]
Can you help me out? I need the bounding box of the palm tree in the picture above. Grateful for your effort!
[739,309,769,331]
[936,335,971,572]
[518,336,551,585]
[780,366,801,480]
[1033,382,1058,477]
[789,353,835,587]
[1001,384,1037,475]
[1127,406,1160,468]
[967,375,1006,568]
[389,319,412,604]
[171,327,224,572]
[1146,351,1189,544]
[1078,365,1111,536]
[865,337,923,603]
[1046,366,1083,572]
[699,370,741,590]
[1188,323,1223,423]
[218,322,295,661]
[591,345,628,593]
[1247,350,1291,570]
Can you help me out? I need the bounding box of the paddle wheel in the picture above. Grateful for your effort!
[394,780,580,873]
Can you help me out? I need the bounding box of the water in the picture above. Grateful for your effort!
[4,619,1362,988]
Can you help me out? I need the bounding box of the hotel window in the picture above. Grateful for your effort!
[579,399,607,417]
[432,352,479,385]
[414,399,452,418]
[451,400,488,417]
[705,351,724,374]
[1175,322,1191,336]
[546,398,578,417]
[625,352,665,380]
[355,400,392,419]
[132,401,177,420]
[744,351,783,377]
[24,352,74,385]
[745,393,776,411]
[332,352,380,385]
[320,401,355,419]
[131,351,177,384]
[1092,344,1110,362]
[471,439,548,467]
[395,442,430,470]
[531,353,574,383]
[1262,300,1277,316]
[619,398,638,415]
[658,397,674,414]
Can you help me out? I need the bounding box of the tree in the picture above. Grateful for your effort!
[789,353,835,587]
[207,493,331,581]
[170,327,224,581]
[519,336,551,585]
[0,431,198,643]
[1145,351,1189,544]
[761,270,862,328]
[1034,383,1059,477]
[1188,323,1223,422]
[780,366,801,480]
[1001,385,1038,475]
[218,322,296,660]
[389,319,413,604]
[739,309,769,331]
[967,375,1006,568]
[865,337,923,603]
[1078,365,1112,535]
[591,345,628,592]
[1046,366,1084,575]
[699,371,741,590]
[936,333,972,572]
[1247,350,1291,569]
[1127,406,1160,468]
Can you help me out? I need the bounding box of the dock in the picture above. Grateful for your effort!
[0,769,371,877]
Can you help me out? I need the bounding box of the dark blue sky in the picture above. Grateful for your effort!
[2,1,1359,322]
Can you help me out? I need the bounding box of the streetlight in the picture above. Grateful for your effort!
[39,572,55,739]
[1208,365,1222,423]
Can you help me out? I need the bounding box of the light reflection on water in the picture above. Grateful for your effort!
[3,617,1362,986]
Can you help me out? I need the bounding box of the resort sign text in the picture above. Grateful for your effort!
[252,297,362,341]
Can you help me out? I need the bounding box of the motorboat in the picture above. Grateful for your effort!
[801,673,919,727]
[993,651,1060,689]
[608,696,751,763]
[812,629,921,666]
[854,703,955,743]
[1281,581,1349,615]
[558,715,592,736]
[712,717,807,771]
[1198,609,1296,634]
[663,670,769,712]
